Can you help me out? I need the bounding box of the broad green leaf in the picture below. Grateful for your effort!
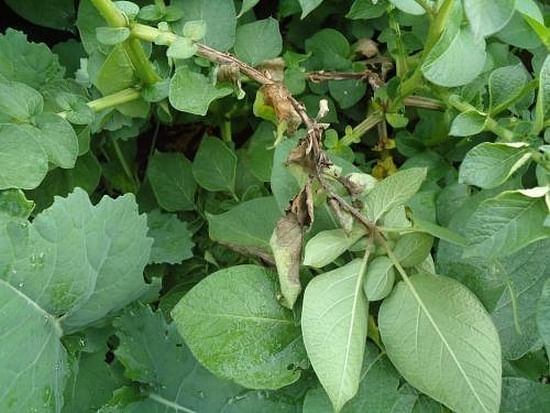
[522,13,550,51]
[537,279,550,363]
[207,196,281,259]
[464,0,515,39]
[303,343,403,413]
[422,19,486,87]
[147,210,194,265]
[172,265,307,389]
[449,111,486,137]
[411,219,467,246]
[389,0,425,15]
[166,37,197,60]
[182,20,207,41]
[238,0,260,17]
[271,138,303,213]
[169,67,232,116]
[298,0,324,18]
[489,64,530,113]
[0,281,66,412]
[303,228,364,268]
[34,113,79,169]
[147,151,196,212]
[173,0,236,51]
[270,213,303,309]
[379,274,502,413]
[192,136,237,193]
[96,27,130,45]
[0,29,65,89]
[302,259,369,412]
[346,0,387,20]
[329,79,367,109]
[459,142,531,189]
[0,78,43,121]
[500,377,550,412]
[234,18,283,66]
[496,0,543,49]
[305,29,351,71]
[393,233,433,267]
[463,188,550,258]
[535,55,550,132]
[364,256,395,301]
[245,121,275,182]
[0,124,48,190]
[5,0,75,31]
[364,167,427,223]
[0,189,34,219]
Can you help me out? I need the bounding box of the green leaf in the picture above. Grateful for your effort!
[0,190,34,219]
[183,20,207,41]
[364,167,427,223]
[0,79,43,121]
[379,273,502,413]
[464,0,515,39]
[192,136,237,193]
[34,113,79,169]
[463,188,550,258]
[346,0,387,20]
[0,124,48,190]
[303,228,364,268]
[238,0,260,17]
[271,138,304,213]
[0,29,65,89]
[459,142,532,189]
[207,196,281,259]
[147,151,196,212]
[500,377,550,412]
[147,210,194,265]
[245,121,275,182]
[270,213,303,309]
[96,26,130,45]
[364,256,395,301]
[173,0,236,51]
[5,0,75,31]
[298,0,324,18]
[169,67,232,116]
[449,111,486,137]
[537,279,550,364]
[172,265,307,389]
[234,18,283,66]
[535,55,550,132]
[488,64,530,113]
[496,0,543,50]
[393,233,434,267]
[305,29,351,71]
[302,259,369,412]
[389,0,425,15]
[329,79,367,109]
[166,37,198,60]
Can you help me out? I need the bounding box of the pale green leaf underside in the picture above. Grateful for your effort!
[379,274,502,413]
[464,0,515,39]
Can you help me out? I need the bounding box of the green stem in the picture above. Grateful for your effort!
[348,112,384,143]
[154,0,166,13]
[414,0,436,17]
[221,118,232,143]
[112,139,138,191]
[90,0,127,27]
[389,11,409,77]
[57,88,142,118]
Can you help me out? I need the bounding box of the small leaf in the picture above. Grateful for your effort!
[237,0,260,17]
[192,136,237,193]
[464,0,515,39]
[183,20,207,41]
[379,274,502,413]
[389,0,426,15]
[95,26,130,45]
[449,111,486,137]
[302,259,369,412]
[459,142,532,189]
[169,66,232,115]
[346,0,387,20]
[463,188,550,258]
[364,256,395,301]
[270,213,303,309]
[364,167,427,223]
[393,233,434,267]
[488,64,530,113]
[33,113,79,169]
[147,210,194,265]
[147,151,196,212]
[305,29,351,71]
[303,228,364,268]
[172,265,307,389]
[166,37,198,59]
[535,55,550,132]
[0,189,34,219]
[298,0,324,18]
[234,18,283,66]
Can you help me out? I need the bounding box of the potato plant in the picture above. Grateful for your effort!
[0,0,549,412]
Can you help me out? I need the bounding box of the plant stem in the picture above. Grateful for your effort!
[389,11,409,77]
[90,0,127,26]
[349,112,384,143]
[403,95,444,110]
[57,88,142,118]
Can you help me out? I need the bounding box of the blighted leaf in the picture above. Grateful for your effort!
[459,142,532,189]
[464,0,515,39]
[302,259,369,412]
[169,67,232,115]
[379,274,502,413]
[270,213,303,309]
[147,151,196,212]
[172,265,307,389]
[234,18,283,66]
[364,167,427,223]
[192,136,237,193]
[147,210,194,265]
[449,111,486,137]
[393,233,434,268]
[207,197,281,260]
[303,228,364,268]
[364,256,395,301]
[463,188,550,258]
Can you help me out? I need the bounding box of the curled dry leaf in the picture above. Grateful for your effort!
[260,83,302,132]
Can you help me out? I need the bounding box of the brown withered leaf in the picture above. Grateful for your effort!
[260,83,302,132]
[258,57,285,82]
[328,198,354,234]
[270,212,303,309]
[355,38,379,58]
[290,180,314,228]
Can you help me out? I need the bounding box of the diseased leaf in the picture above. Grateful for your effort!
[379,274,502,413]
[172,265,307,389]
[192,136,237,193]
[459,142,531,189]
[147,210,194,265]
[234,18,283,66]
[302,259,369,412]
